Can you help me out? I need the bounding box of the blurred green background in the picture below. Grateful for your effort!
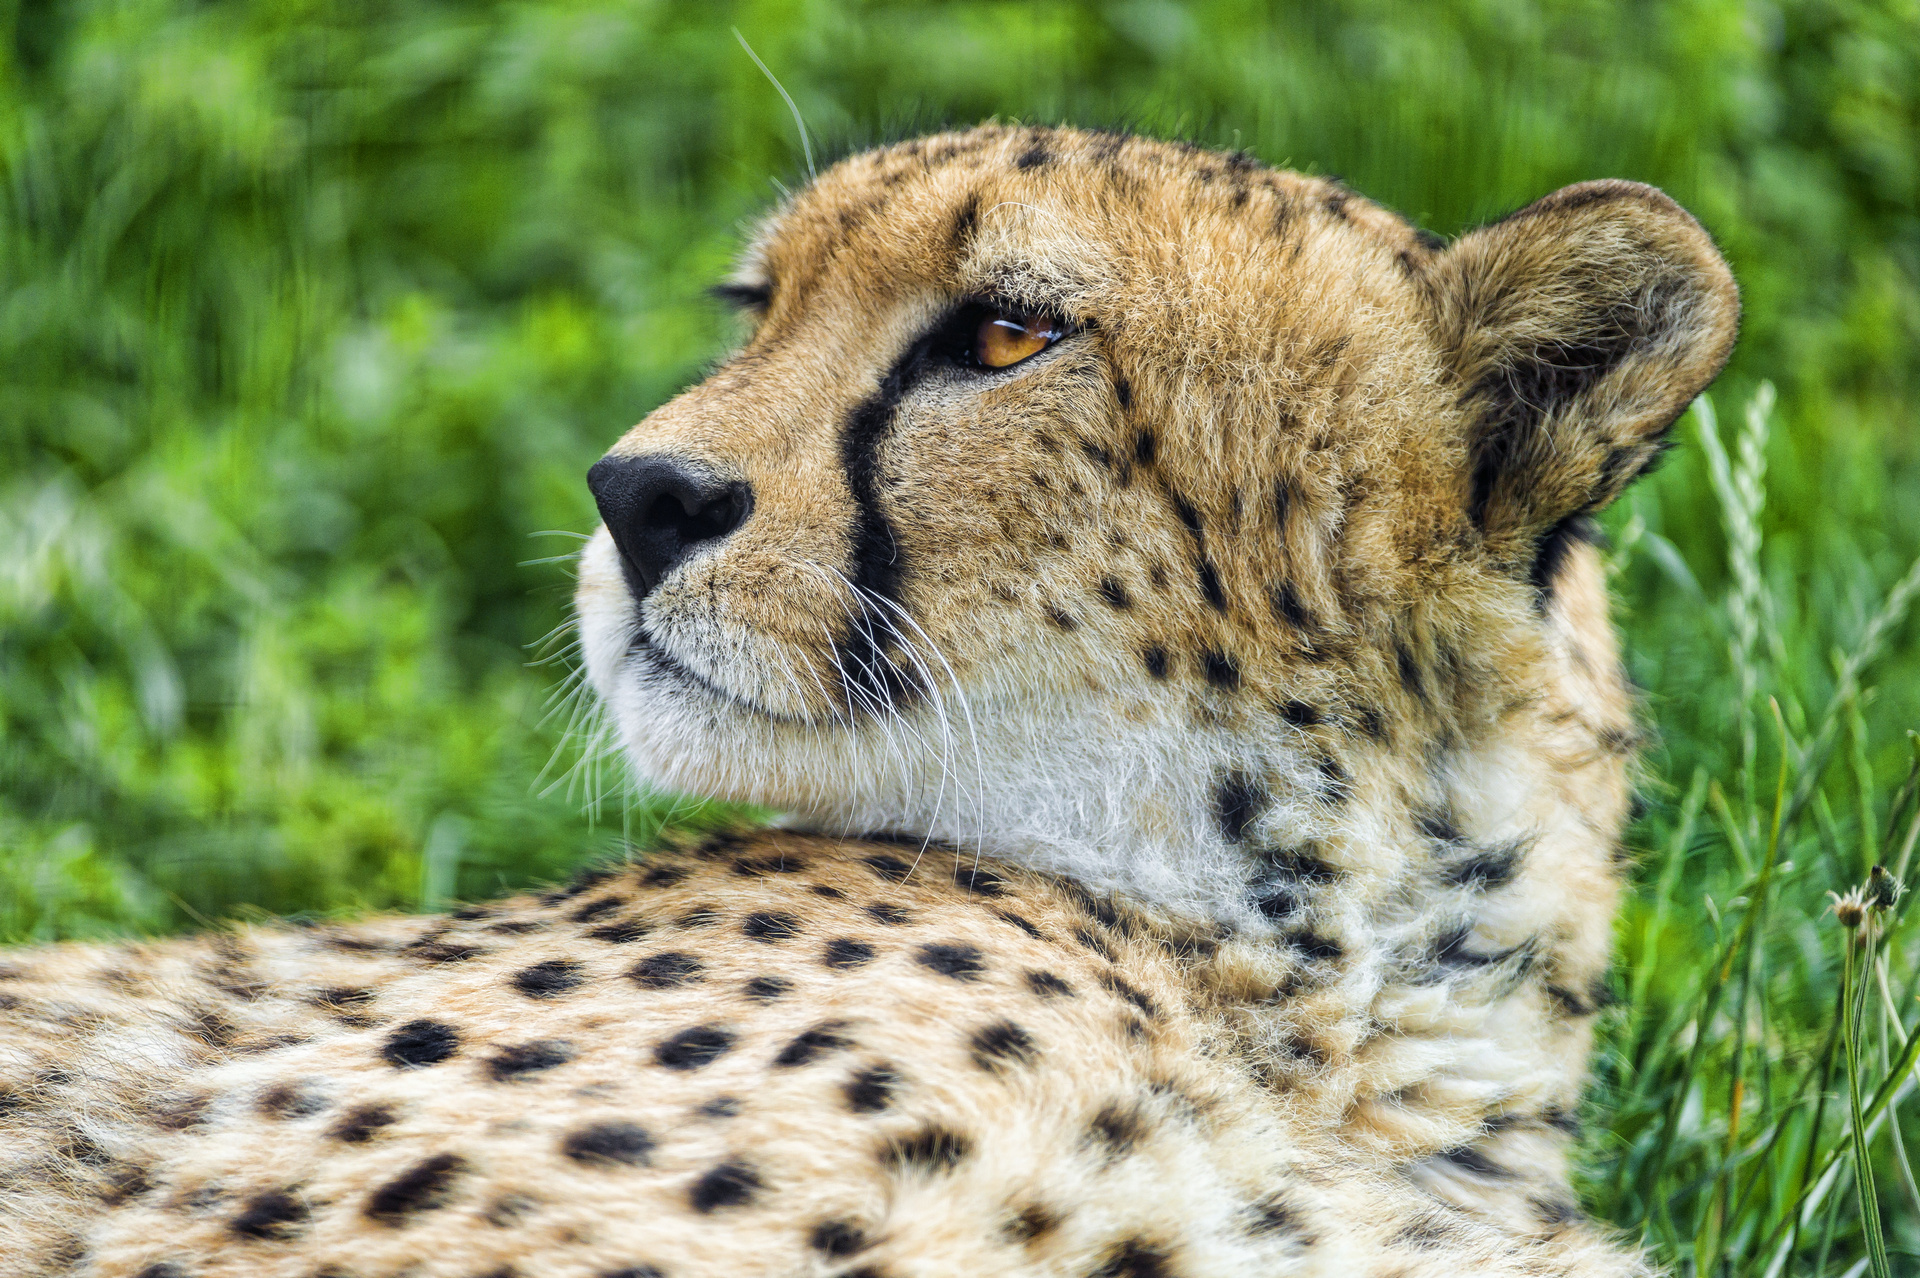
[4,0,1920,1269]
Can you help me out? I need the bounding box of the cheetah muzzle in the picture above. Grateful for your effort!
[1,125,1735,1278]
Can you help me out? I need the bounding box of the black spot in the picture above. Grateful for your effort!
[133,1267,189,1278]
[330,1102,398,1143]
[823,938,877,969]
[1286,932,1343,962]
[1439,1144,1511,1178]
[1045,604,1079,631]
[1547,976,1617,1018]
[1251,882,1300,920]
[311,985,373,1011]
[365,1153,470,1225]
[511,959,585,999]
[400,934,483,964]
[381,1019,459,1069]
[1196,560,1227,611]
[863,854,913,883]
[1418,807,1463,843]
[675,906,719,928]
[733,855,807,876]
[946,191,981,255]
[1097,577,1131,609]
[953,863,1006,896]
[588,919,651,944]
[1202,650,1240,690]
[1530,514,1602,605]
[1074,927,1114,959]
[883,1124,972,1174]
[1169,492,1203,540]
[1532,1196,1582,1226]
[1274,843,1339,878]
[1444,840,1524,889]
[1100,972,1157,1017]
[1316,755,1351,804]
[1355,706,1386,740]
[811,1218,871,1256]
[1544,1106,1581,1135]
[1246,1193,1312,1239]
[1213,769,1265,842]
[700,1095,741,1118]
[811,883,845,899]
[484,1193,539,1226]
[600,1269,665,1278]
[629,951,703,989]
[231,1188,308,1240]
[1006,1203,1062,1242]
[743,975,792,1000]
[640,863,689,888]
[775,1023,852,1067]
[1015,143,1051,170]
[1142,645,1169,679]
[689,1160,762,1212]
[743,911,801,942]
[257,1081,328,1119]
[1271,580,1314,629]
[487,1039,575,1082]
[570,896,624,923]
[563,1121,656,1169]
[1394,1215,1457,1249]
[1090,1238,1174,1277]
[1432,924,1506,968]
[1276,700,1320,727]
[996,910,1044,939]
[969,1021,1038,1071]
[101,1161,154,1205]
[1133,428,1155,463]
[915,943,985,980]
[1394,644,1426,701]
[865,903,911,926]
[844,1065,900,1113]
[1087,1102,1144,1157]
[1025,970,1074,998]
[654,1025,735,1071]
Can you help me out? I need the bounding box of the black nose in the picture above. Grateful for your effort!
[587,454,753,599]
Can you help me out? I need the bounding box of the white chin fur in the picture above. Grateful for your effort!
[575,528,1312,927]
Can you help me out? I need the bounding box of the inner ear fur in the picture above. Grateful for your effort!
[1425,180,1739,577]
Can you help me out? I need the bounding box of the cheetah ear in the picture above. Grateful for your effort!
[1424,180,1738,570]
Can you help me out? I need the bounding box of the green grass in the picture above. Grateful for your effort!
[2,1,1918,1271]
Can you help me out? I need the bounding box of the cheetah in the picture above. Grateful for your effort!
[0,125,1737,1277]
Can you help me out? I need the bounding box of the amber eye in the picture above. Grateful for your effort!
[973,310,1065,369]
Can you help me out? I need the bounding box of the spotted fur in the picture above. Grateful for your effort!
[0,124,1736,1276]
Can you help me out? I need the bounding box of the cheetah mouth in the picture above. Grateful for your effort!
[624,625,812,726]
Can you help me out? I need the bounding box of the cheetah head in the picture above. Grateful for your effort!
[576,125,1736,926]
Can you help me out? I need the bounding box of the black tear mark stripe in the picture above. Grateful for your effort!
[835,308,955,714]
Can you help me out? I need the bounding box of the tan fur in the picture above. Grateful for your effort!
[0,125,1736,1276]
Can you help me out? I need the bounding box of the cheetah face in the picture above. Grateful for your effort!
[577,126,1735,922]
